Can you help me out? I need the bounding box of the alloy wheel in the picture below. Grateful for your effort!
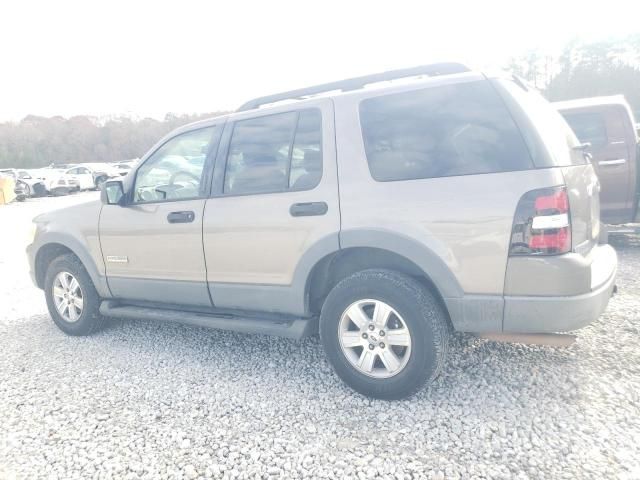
[338,299,412,378]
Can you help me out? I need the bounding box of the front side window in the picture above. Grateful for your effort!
[224,109,322,195]
[134,127,215,203]
[562,112,608,148]
[360,81,534,182]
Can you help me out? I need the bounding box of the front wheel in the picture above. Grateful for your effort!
[319,269,450,400]
[44,254,106,335]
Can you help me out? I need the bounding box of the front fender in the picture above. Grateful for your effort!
[30,232,111,298]
[29,200,111,298]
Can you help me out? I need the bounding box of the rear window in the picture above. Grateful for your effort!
[359,81,533,182]
[561,112,608,148]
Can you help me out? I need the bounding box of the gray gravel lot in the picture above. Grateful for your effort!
[1,193,639,479]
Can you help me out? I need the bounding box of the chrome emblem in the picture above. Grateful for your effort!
[106,256,128,264]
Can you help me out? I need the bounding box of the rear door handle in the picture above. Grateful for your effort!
[289,202,328,217]
[599,159,627,166]
[167,211,195,223]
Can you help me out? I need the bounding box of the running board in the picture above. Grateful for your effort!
[478,332,576,347]
[99,301,316,340]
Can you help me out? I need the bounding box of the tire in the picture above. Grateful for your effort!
[44,254,106,336]
[319,269,450,400]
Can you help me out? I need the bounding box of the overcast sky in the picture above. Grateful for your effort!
[0,0,638,122]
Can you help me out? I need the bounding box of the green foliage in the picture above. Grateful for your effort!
[506,35,640,119]
[0,112,228,169]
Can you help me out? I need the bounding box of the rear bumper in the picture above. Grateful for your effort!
[503,244,617,333]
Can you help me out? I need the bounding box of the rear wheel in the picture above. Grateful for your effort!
[44,254,106,335]
[320,269,450,400]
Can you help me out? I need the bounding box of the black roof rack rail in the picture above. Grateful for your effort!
[236,62,470,112]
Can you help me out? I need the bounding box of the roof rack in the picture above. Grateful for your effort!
[236,62,470,112]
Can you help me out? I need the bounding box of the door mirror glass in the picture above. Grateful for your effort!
[102,180,125,205]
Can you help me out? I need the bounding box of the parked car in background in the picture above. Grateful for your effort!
[63,166,95,190]
[111,160,137,176]
[555,96,639,224]
[13,180,29,201]
[28,64,617,399]
[0,168,47,198]
[79,163,124,187]
[33,168,80,196]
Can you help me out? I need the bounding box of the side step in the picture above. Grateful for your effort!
[478,332,576,347]
[99,301,316,340]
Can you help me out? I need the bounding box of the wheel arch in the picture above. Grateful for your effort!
[303,230,463,321]
[33,234,110,298]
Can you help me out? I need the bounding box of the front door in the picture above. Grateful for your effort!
[100,124,222,306]
[203,100,340,315]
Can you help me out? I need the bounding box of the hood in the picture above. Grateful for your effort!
[34,199,102,226]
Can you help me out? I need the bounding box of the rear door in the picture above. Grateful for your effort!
[561,106,634,223]
[202,99,339,315]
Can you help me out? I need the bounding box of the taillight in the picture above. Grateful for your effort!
[509,186,571,256]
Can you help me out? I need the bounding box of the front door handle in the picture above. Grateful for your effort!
[290,202,328,217]
[167,211,195,223]
[599,159,627,166]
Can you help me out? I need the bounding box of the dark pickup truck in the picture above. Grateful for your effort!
[555,96,640,225]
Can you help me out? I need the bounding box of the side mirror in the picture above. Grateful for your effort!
[101,180,126,206]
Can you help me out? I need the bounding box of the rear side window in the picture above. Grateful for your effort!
[562,112,608,148]
[224,109,323,195]
[359,81,533,182]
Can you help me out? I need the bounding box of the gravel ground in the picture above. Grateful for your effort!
[1,193,639,479]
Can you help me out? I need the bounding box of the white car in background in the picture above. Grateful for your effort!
[111,159,139,176]
[33,168,80,196]
[75,162,135,188]
[63,166,95,190]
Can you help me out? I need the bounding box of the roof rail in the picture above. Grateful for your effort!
[236,62,470,112]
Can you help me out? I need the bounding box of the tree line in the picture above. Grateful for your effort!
[507,35,640,117]
[2,36,639,169]
[0,112,227,169]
